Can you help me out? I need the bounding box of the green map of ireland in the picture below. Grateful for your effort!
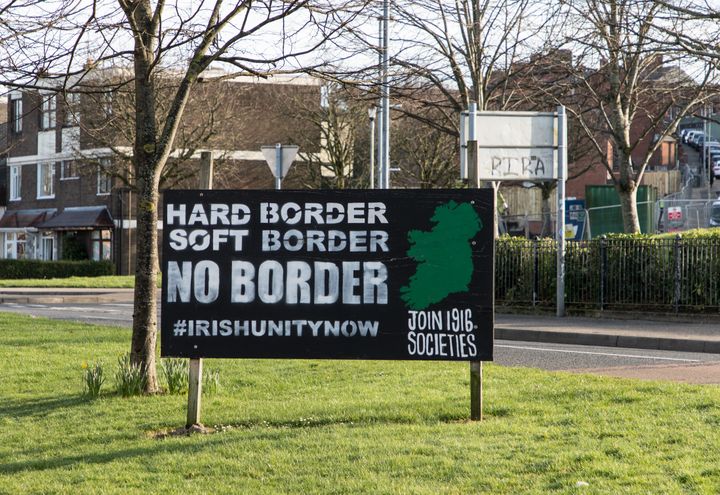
[400,201,482,310]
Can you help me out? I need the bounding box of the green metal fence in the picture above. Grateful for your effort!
[496,237,720,313]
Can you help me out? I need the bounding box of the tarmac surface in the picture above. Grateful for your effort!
[1,287,718,355]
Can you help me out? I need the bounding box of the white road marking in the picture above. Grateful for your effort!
[46,306,120,313]
[495,344,702,363]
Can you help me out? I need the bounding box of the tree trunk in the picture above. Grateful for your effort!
[617,184,641,234]
[131,168,160,393]
[128,4,161,394]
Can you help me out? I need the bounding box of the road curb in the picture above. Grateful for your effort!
[496,327,720,355]
[0,294,134,304]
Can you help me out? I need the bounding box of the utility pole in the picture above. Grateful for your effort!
[556,106,567,318]
[706,105,712,200]
[368,106,377,189]
[380,0,390,189]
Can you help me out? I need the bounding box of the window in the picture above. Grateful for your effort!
[9,166,21,201]
[91,230,112,261]
[4,232,27,260]
[64,92,80,126]
[41,95,56,130]
[11,97,22,133]
[97,164,112,195]
[41,233,55,261]
[60,160,78,180]
[37,162,55,198]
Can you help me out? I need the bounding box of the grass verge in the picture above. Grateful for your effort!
[0,275,137,288]
[1,312,719,494]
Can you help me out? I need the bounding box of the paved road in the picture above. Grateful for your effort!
[3,301,720,382]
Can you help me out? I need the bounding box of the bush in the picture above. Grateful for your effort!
[0,259,114,279]
[115,353,147,397]
[497,235,720,312]
[81,361,105,399]
[161,358,188,394]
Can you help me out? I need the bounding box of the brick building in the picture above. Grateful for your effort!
[0,71,323,273]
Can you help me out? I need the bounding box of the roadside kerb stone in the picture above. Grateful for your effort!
[496,326,720,355]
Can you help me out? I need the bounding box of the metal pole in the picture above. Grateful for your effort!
[459,112,468,180]
[556,105,567,317]
[187,150,213,428]
[705,106,710,199]
[369,110,376,189]
[275,143,282,190]
[376,16,383,189]
[381,0,390,189]
[707,106,712,200]
[468,101,477,142]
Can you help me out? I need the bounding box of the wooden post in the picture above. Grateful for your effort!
[187,151,213,428]
[186,357,203,428]
[470,361,483,421]
[467,138,484,422]
[199,151,214,189]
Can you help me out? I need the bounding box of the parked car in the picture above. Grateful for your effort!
[685,130,701,145]
[694,134,706,150]
[710,201,720,227]
[713,160,720,179]
[709,151,720,167]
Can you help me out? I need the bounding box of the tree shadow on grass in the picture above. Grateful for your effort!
[0,395,87,419]
[0,436,223,476]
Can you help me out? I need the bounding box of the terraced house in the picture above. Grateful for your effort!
[0,69,323,273]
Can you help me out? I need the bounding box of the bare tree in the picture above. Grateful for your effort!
[0,0,365,393]
[282,82,365,189]
[64,71,258,190]
[383,0,561,129]
[392,114,458,189]
[557,0,715,233]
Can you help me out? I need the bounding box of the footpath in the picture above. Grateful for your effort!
[1,288,718,354]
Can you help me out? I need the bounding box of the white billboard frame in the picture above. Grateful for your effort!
[460,110,560,182]
[460,106,568,318]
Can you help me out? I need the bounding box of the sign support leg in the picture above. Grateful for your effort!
[186,358,203,428]
[186,151,213,428]
[470,361,483,421]
[467,135,484,421]
[275,143,283,190]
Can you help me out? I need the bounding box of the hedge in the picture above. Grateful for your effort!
[496,232,720,313]
[0,259,115,279]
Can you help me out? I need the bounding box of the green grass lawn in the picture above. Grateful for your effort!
[1,312,719,494]
[0,275,137,288]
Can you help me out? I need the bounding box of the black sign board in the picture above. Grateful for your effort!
[161,189,494,361]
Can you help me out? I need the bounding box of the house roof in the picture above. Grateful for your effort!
[0,209,56,229]
[37,207,114,231]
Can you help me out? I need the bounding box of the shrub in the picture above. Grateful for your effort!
[115,354,147,397]
[81,361,105,399]
[0,259,114,279]
[203,368,221,395]
[161,358,188,394]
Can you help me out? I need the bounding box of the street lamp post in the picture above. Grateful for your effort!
[368,106,377,189]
